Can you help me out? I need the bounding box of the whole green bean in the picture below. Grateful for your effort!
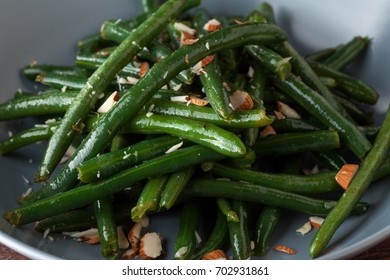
[208,162,340,195]
[148,98,272,129]
[5,145,225,226]
[309,104,390,258]
[228,200,251,260]
[183,178,369,216]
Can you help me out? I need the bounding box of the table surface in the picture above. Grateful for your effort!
[1,237,390,260]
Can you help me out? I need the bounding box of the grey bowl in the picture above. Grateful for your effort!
[0,0,389,259]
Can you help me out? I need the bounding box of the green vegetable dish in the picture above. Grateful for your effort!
[1,0,389,260]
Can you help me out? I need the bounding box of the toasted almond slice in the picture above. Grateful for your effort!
[259,125,277,138]
[180,31,196,46]
[174,246,188,259]
[276,101,301,119]
[190,96,209,106]
[82,235,100,245]
[165,141,184,154]
[203,19,222,32]
[121,248,138,260]
[140,215,149,228]
[335,164,359,190]
[117,226,129,249]
[309,216,325,229]
[170,95,191,103]
[182,38,199,46]
[97,91,120,113]
[234,19,247,25]
[296,221,312,235]
[229,90,254,110]
[139,61,149,78]
[139,232,163,260]
[128,222,142,252]
[201,55,215,67]
[173,22,196,35]
[274,245,297,255]
[273,110,286,120]
[64,228,99,238]
[202,249,227,260]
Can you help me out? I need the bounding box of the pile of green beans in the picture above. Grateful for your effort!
[1,1,389,260]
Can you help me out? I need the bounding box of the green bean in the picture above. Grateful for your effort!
[271,117,325,133]
[77,135,183,183]
[0,122,60,155]
[228,200,251,260]
[159,166,195,210]
[273,74,371,158]
[307,59,379,105]
[193,9,234,120]
[216,198,239,223]
[77,33,106,55]
[208,162,340,195]
[335,95,374,125]
[23,65,88,80]
[0,90,78,121]
[243,61,267,146]
[319,76,337,89]
[183,178,369,216]
[253,130,341,156]
[93,134,128,260]
[34,200,138,233]
[148,98,272,129]
[174,200,201,260]
[223,147,256,169]
[131,175,169,222]
[313,150,346,170]
[305,47,338,62]
[323,36,370,70]
[246,45,291,80]
[190,210,228,260]
[93,196,118,259]
[123,113,246,158]
[309,104,390,258]
[253,206,282,256]
[35,0,194,182]
[35,73,87,90]
[5,145,225,226]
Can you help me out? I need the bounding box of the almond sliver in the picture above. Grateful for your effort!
[274,245,297,255]
[335,164,359,190]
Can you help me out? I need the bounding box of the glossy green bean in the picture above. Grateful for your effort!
[174,200,201,260]
[148,98,272,129]
[184,178,369,216]
[310,104,390,258]
[228,200,251,260]
[5,145,225,225]
[253,130,341,156]
[208,162,340,195]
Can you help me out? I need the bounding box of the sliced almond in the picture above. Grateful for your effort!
[189,95,209,106]
[174,246,188,259]
[121,248,138,260]
[229,90,254,110]
[296,221,312,235]
[273,110,286,120]
[82,235,100,245]
[97,91,120,113]
[139,61,149,78]
[180,31,196,46]
[335,164,359,190]
[165,141,184,154]
[202,249,227,260]
[259,125,277,138]
[64,228,99,238]
[170,95,191,103]
[182,38,199,46]
[203,19,222,32]
[201,55,215,67]
[234,19,247,25]
[173,22,196,36]
[117,226,129,249]
[276,101,301,119]
[309,216,325,229]
[139,232,163,260]
[274,245,297,255]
